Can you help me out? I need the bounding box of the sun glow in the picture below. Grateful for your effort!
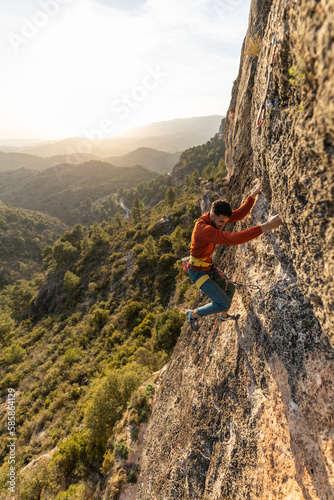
[0,0,250,139]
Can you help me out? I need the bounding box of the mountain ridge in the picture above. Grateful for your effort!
[2,115,223,157]
[0,148,180,174]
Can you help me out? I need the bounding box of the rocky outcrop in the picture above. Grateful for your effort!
[226,0,333,339]
[137,0,334,498]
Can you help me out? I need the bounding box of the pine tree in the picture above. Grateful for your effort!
[131,197,141,224]
[165,186,176,207]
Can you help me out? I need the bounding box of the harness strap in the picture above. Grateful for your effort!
[195,274,211,289]
[187,262,213,272]
[189,255,212,268]
[215,267,235,292]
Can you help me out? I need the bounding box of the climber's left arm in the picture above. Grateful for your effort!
[226,182,262,224]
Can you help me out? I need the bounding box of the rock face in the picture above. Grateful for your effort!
[137,0,334,498]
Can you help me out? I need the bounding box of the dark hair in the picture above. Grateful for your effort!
[211,200,232,217]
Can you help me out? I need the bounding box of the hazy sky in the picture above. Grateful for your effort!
[0,0,251,140]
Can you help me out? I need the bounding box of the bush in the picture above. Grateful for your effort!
[64,271,80,292]
[90,308,109,330]
[158,253,176,271]
[132,347,169,372]
[121,301,143,330]
[107,469,126,498]
[0,312,15,341]
[130,426,139,440]
[132,244,144,257]
[53,241,79,266]
[153,308,186,352]
[132,313,155,338]
[127,467,137,484]
[170,226,189,256]
[158,235,172,253]
[63,348,81,366]
[17,458,50,500]
[144,382,156,398]
[52,431,88,477]
[56,482,93,500]
[2,344,25,364]
[114,440,129,459]
[85,367,145,455]
[138,409,148,423]
[101,450,115,473]
[129,386,151,423]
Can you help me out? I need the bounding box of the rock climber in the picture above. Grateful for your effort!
[186,182,282,331]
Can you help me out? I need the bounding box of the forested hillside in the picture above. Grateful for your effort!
[0,162,157,226]
[0,139,226,499]
[0,202,68,289]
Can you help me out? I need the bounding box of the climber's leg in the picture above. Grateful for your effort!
[194,273,235,318]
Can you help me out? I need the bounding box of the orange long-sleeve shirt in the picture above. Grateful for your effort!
[190,196,263,264]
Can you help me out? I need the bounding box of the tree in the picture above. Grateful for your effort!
[131,197,141,224]
[165,186,176,207]
[84,368,144,454]
[64,271,80,292]
[170,226,189,256]
[153,309,185,352]
[113,212,123,228]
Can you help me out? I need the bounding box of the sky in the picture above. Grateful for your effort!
[0,0,251,140]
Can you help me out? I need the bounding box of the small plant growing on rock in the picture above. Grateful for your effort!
[130,425,139,441]
[289,58,306,86]
[126,464,139,484]
[114,439,129,459]
[144,382,156,398]
[107,469,127,498]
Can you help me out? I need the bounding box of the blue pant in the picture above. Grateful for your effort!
[188,268,236,317]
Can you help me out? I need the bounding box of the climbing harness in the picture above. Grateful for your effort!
[153,314,219,499]
[182,256,262,292]
[256,33,280,128]
[182,255,213,272]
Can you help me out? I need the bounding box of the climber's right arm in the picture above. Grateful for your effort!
[260,215,283,232]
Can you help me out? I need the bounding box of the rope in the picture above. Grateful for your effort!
[153,314,219,499]
[256,33,279,128]
[215,266,262,292]
[233,281,262,291]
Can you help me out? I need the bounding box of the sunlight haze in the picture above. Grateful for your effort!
[0,0,251,140]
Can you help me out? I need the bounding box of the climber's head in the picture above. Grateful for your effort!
[210,200,232,229]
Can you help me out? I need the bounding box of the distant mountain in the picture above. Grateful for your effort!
[11,115,223,157]
[0,151,102,172]
[0,138,54,148]
[0,149,181,174]
[0,161,158,225]
[106,148,181,174]
[122,115,223,138]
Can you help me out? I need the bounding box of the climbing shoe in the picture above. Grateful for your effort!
[187,310,199,332]
[219,313,240,322]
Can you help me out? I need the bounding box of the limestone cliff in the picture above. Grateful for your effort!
[137,0,334,498]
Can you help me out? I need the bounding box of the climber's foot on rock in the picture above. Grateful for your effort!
[187,310,199,331]
[219,313,240,322]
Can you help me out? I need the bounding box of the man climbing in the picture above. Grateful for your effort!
[186,182,282,331]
